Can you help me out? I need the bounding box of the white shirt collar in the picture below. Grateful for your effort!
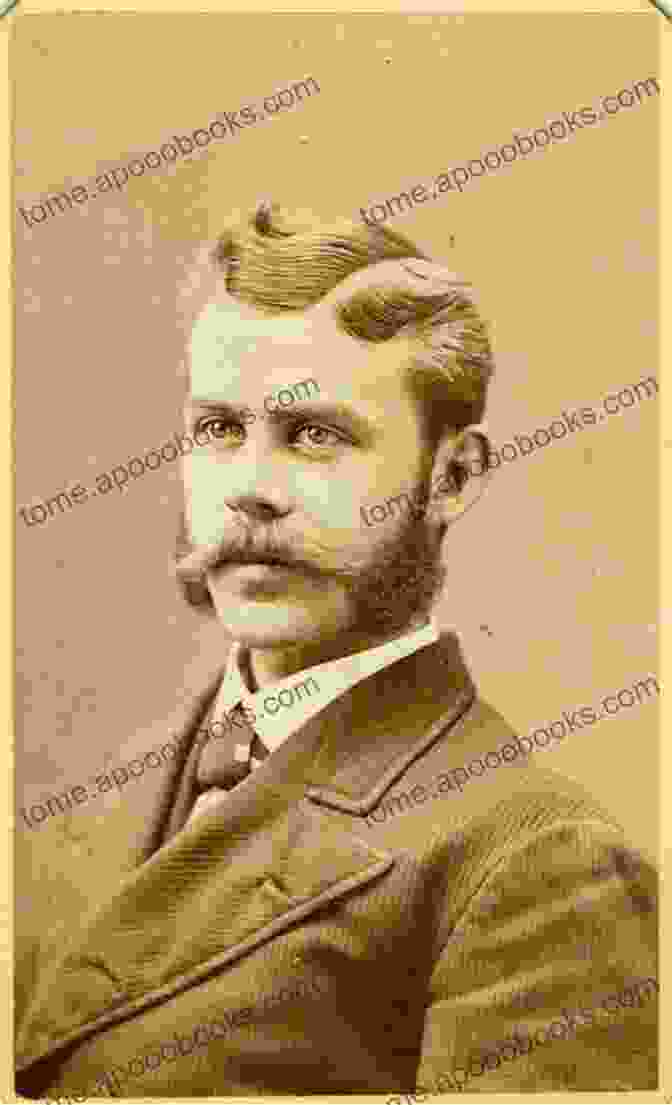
[210,621,440,755]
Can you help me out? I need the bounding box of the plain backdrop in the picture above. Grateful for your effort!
[14,11,659,860]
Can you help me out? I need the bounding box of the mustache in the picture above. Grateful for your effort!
[174,520,330,583]
[174,502,445,633]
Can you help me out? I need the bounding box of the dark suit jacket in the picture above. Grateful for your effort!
[15,632,658,1097]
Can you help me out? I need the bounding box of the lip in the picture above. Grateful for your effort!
[218,560,297,583]
[217,561,298,595]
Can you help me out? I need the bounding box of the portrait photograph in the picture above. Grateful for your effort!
[11,5,661,1101]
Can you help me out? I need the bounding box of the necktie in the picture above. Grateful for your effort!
[195,702,270,792]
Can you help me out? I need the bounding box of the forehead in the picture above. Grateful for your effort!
[190,298,314,362]
[188,296,412,400]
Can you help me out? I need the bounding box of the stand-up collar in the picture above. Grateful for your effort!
[168,628,476,836]
[208,621,440,756]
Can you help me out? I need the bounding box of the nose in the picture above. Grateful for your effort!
[221,446,294,524]
[225,492,290,525]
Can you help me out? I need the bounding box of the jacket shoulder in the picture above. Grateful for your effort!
[365,692,631,863]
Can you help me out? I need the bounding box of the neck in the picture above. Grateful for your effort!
[245,616,431,691]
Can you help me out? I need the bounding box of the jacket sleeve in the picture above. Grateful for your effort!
[416,816,658,1094]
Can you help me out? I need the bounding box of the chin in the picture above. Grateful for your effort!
[211,595,348,650]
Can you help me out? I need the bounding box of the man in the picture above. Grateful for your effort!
[16,203,657,1098]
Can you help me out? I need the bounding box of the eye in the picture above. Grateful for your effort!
[293,424,345,448]
[196,416,245,440]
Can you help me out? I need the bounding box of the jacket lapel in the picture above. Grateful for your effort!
[303,628,475,813]
[16,720,394,1072]
[17,631,473,1073]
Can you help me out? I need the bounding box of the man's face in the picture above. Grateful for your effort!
[183,292,445,649]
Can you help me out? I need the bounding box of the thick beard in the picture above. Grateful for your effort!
[329,508,445,637]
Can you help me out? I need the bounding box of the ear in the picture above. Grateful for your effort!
[426,423,492,529]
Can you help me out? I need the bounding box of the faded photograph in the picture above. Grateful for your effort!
[14,11,659,1101]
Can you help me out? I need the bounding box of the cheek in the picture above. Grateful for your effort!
[295,479,395,558]
[297,461,422,523]
[296,476,356,522]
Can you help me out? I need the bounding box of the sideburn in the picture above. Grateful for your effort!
[337,496,445,637]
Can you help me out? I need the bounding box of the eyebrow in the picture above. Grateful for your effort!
[187,398,380,443]
[186,399,251,415]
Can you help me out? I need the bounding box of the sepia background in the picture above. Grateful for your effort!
[14,11,659,867]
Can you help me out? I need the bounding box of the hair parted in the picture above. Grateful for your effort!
[209,201,495,438]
